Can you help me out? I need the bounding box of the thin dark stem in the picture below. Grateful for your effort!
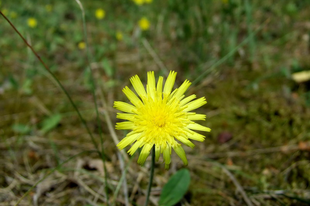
[144,146,155,206]
[74,1,110,203]
[0,11,100,154]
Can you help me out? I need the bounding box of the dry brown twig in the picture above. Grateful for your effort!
[202,144,302,159]
[76,178,106,202]
[130,171,145,201]
[219,164,254,206]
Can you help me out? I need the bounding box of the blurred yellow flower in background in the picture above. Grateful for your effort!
[138,17,150,31]
[60,23,68,31]
[95,8,105,20]
[45,4,53,12]
[27,18,37,28]
[116,31,123,41]
[144,0,153,4]
[115,71,210,168]
[2,9,8,16]
[133,0,144,6]
[78,42,86,50]
[10,11,17,19]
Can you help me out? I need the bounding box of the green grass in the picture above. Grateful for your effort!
[1,0,310,205]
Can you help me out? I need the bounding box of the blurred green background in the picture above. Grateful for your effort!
[1,0,310,205]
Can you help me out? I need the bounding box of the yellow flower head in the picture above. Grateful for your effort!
[138,17,150,31]
[27,18,37,28]
[114,71,210,169]
[2,9,8,16]
[78,41,86,50]
[116,31,123,41]
[10,11,17,19]
[144,0,153,3]
[45,4,53,12]
[95,8,105,20]
[133,0,144,5]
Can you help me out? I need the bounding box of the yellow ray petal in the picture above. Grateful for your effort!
[130,75,147,98]
[137,144,153,165]
[122,86,142,107]
[168,88,178,100]
[178,95,185,101]
[188,131,205,142]
[180,94,196,106]
[147,71,156,99]
[163,146,171,169]
[163,71,177,96]
[175,136,195,148]
[183,97,206,112]
[187,123,211,132]
[173,145,188,165]
[157,76,163,93]
[174,80,191,100]
[116,121,135,130]
[128,140,143,155]
[116,113,135,121]
[117,132,141,150]
[114,101,137,113]
[188,113,206,121]
[155,144,161,161]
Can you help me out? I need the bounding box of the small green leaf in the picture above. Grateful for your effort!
[12,124,31,134]
[83,68,94,90]
[21,79,33,95]
[286,2,298,14]
[101,58,114,77]
[41,114,62,134]
[159,169,191,206]
[8,75,19,89]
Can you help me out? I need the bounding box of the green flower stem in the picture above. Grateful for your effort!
[145,146,155,206]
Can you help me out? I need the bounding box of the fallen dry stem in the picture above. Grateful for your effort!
[202,144,301,159]
[218,164,254,206]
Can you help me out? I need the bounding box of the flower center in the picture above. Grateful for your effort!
[138,99,173,130]
[151,110,169,128]
[134,96,189,146]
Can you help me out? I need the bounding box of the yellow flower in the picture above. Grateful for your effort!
[45,4,53,12]
[138,17,150,31]
[10,11,17,19]
[27,18,37,28]
[144,0,153,3]
[116,31,123,41]
[133,0,144,5]
[60,23,68,31]
[2,9,8,16]
[114,71,210,169]
[95,8,105,20]
[78,41,86,50]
